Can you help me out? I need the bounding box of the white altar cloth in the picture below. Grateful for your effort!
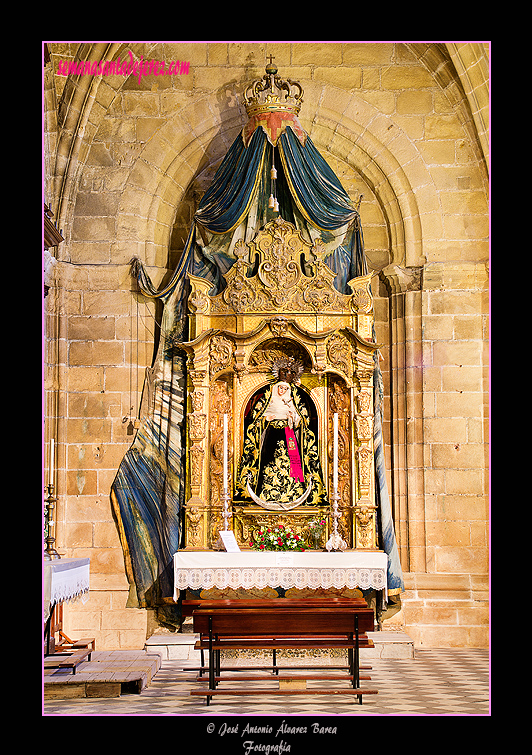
[43,557,90,620]
[173,551,388,601]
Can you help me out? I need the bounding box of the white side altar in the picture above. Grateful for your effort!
[43,557,90,620]
[173,551,388,601]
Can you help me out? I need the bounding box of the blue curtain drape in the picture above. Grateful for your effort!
[194,127,267,234]
[194,126,359,235]
[278,127,359,231]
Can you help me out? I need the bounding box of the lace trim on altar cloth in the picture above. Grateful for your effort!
[50,582,90,606]
[174,566,387,592]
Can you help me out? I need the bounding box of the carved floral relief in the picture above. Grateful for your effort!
[328,376,352,547]
[209,379,232,508]
[210,335,235,377]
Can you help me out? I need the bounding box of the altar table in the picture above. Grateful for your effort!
[173,551,388,601]
[43,557,90,620]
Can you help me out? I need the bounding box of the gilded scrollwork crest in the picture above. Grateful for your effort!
[208,218,354,315]
[269,316,289,338]
[327,333,352,376]
[210,335,235,377]
[256,229,301,305]
[349,275,374,313]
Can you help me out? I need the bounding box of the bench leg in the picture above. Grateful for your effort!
[207,618,214,705]
[273,648,278,675]
[354,617,362,704]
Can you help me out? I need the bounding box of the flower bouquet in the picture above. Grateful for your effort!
[250,524,306,552]
[307,518,327,549]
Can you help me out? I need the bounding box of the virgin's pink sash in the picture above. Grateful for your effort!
[284,427,304,482]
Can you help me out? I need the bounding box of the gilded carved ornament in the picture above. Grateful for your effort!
[326,333,352,377]
[202,219,356,316]
[189,446,205,485]
[249,337,311,375]
[355,415,373,442]
[190,389,204,412]
[186,506,203,548]
[188,413,207,442]
[209,379,233,508]
[356,446,373,496]
[209,335,235,377]
[354,504,375,549]
[188,368,207,388]
[350,280,373,313]
[269,316,290,338]
[189,289,209,313]
[357,391,372,414]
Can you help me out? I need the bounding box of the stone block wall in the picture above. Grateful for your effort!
[44,41,489,649]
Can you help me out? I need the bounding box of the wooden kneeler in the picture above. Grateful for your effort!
[190,607,378,705]
[187,598,374,679]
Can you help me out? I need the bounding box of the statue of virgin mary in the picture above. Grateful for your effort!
[235,359,328,510]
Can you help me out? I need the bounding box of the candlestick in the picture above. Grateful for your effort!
[333,413,338,496]
[44,483,61,560]
[49,438,55,486]
[327,413,347,552]
[44,438,61,559]
[223,414,228,496]
[221,414,231,532]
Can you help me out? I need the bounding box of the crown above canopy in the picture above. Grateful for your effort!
[243,56,304,118]
[242,58,306,147]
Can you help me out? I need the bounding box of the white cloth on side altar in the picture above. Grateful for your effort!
[43,557,90,621]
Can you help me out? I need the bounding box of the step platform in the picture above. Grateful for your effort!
[43,650,161,699]
[145,630,415,661]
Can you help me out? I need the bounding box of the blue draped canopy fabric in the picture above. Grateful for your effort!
[111,117,404,624]
[194,128,268,235]
[278,128,359,232]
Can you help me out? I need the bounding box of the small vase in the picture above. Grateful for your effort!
[310,531,321,550]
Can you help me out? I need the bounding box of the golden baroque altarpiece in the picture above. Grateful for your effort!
[179,217,381,552]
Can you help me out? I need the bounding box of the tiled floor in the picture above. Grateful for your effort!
[43,648,490,717]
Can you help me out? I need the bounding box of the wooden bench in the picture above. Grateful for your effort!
[43,637,95,675]
[186,598,374,676]
[190,607,377,705]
